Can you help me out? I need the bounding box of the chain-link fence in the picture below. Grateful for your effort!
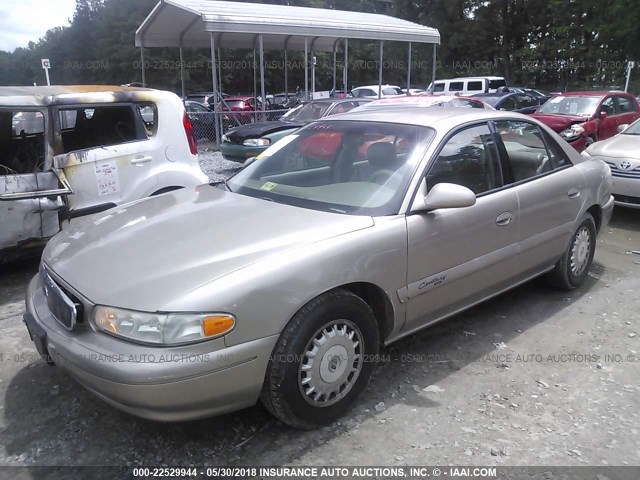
[188,109,289,151]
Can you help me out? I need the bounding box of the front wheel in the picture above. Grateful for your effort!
[546,212,596,289]
[260,289,379,429]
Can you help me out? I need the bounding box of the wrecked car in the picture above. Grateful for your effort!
[0,85,208,262]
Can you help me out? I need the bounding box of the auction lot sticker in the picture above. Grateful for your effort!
[95,161,121,196]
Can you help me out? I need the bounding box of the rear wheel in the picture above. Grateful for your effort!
[260,289,379,429]
[547,213,596,289]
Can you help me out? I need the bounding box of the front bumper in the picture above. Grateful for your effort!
[602,194,615,230]
[611,176,640,208]
[24,274,278,422]
[219,142,267,162]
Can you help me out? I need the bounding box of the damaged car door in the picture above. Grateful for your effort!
[0,108,72,260]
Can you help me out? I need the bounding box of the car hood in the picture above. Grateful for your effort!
[587,133,640,158]
[43,186,374,311]
[530,113,589,132]
[226,120,304,140]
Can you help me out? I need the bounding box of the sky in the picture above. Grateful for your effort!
[0,0,77,52]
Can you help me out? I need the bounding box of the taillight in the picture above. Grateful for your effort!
[183,111,198,155]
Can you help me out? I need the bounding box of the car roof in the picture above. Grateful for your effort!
[353,85,401,90]
[561,91,632,97]
[0,85,162,107]
[322,106,530,129]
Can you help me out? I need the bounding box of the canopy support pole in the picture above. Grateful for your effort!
[284,36,291,98]
[304,37,309,101]
[209,32,220,146]
[432,44,437,86]
[179,47,185,98]
[140,41,146,87]
[407,42,412,95]
[378,40,384,99]
[343,38,348,93]
[332,39,339,95]
[259,34,266,121]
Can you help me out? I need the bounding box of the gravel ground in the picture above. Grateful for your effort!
[0,158,638,477]
[198,151,243,182]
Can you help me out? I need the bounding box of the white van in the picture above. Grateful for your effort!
[0,86,209,262]
[427,76,507,96]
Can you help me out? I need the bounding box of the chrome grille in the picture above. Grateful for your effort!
[605,160,640,179]
[40,264,80,330]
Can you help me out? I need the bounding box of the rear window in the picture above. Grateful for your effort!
[489,79,507,90]
[58,105,147,154]
[382,87,403,95]
[225,100,246,108]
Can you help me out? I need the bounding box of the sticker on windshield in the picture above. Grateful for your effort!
[260,182,277,191]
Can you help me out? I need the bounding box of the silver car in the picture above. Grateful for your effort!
[24,108,613,429]
[582,119,640,208]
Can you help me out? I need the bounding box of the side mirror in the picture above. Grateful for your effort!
[617,124,629,133]
[410,182,476,213]
[599,111,608,120]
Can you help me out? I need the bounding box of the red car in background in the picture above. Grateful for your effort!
[531,91,640,151]
[221,96,268,125]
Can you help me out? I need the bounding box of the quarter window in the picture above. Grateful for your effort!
[494,120,569,182]
[467,81,483,91]
[426,124,502,195]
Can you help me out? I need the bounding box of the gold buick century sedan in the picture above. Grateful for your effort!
[24,107,613,429]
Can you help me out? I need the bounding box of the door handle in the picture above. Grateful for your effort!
[568,188,581,199]
[131,156,152,165]
[496,212,515,226]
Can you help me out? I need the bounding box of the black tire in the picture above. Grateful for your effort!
[585,136,596,148]
[547,212,596,289]
[260,289,379,430]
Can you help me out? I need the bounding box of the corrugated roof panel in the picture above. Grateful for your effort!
[136,0,440,50]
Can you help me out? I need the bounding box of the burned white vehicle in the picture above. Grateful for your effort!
[0,86,208,262]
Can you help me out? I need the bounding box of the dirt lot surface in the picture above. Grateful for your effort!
[0,158,638,478]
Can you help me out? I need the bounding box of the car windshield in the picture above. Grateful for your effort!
[477,96,501,107]
[537,96,601,116]
[228,120,435,215]
[288,103,333,122]
[225,100,246,108]
[382,87,403,95]
[622,120,640,135]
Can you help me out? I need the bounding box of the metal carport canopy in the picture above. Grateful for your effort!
[135,0,441,51]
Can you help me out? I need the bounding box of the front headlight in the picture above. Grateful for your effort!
[560,125,585,141]
[243,138,270,147]
[93,305,235,345]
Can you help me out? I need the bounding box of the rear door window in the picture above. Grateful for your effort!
[449,82,464,92]
[1,109,46,174]
[494,120,570,183]
[58,105,148,154]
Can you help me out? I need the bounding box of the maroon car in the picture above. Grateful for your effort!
[531,91,640,152]
[221,96,267,125]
